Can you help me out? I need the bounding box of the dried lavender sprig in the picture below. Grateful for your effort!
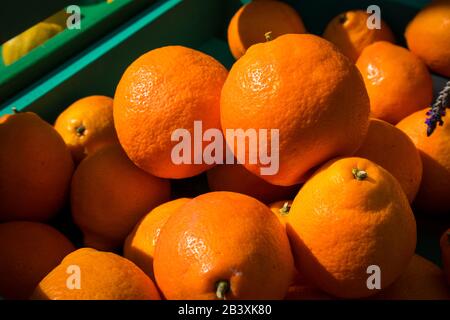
[426,80,450,137]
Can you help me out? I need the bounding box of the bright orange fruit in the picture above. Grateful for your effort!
[154,192,295,300]
[114,46,228,179]
[323,10,395,62]
[227,0,306,59]
[405,0,450,77]
[354,118,422,203]
[124,198,191,280]
[287,157,416,298]
[221,34,370,186]
[356,41,433,124]
[397,108,450,215]
[31,248,160,300]
[55,95,118,163]
[71,145,171,251]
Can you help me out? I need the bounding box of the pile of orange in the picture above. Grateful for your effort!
[0,0,449,300]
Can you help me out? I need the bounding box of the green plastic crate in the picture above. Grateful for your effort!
[0,0,155,102]
[0,0,449,265]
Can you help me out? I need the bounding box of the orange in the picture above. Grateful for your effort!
[227,0,306,59]
[397,108,450,215]
[374,255,450,300]
[354,118,422,203]
[284,276,332,300]
[440,228,450,285]
[323,10,395,62]
[287,157,417,298]
[153,191,295,300]
[221,34,370,186]
[114,46,228,179]
[269,200,292,226]
[0,111,74,222]
[356,41,433,124]
[207,164,298,204]
[71,145,171,251]
[0,222,74,299]
[124,198,190,280]
[54,95,119,163]
[405,0,450,77]
[31,248,160,300]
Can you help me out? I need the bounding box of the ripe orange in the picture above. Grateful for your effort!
[397,108,450,215]
[114,46,228,179]
[153,192,295,300]
[287,157,417,298]
[54,95,118,163]
[31,248,160,300]
[124,198,191,280]
[269,200,292,226]
[354,118,422,203]
[405,0,450,77]
[374,255,450,300]
[323,10,395,62]
[227,0,306,59]
[207,164,298,204]
[0,112,74,222]
[440,228,450,285]
[356,41,433,124]
[71,145,171,251]
[221,34,370,186]
[0,222,74,299]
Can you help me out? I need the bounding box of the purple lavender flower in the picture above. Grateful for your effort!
[426,80,450,137]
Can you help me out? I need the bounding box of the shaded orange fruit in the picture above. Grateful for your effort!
[55,95,118,163]
[227,0,306,59]
[285,276,332,300]
[405,0,450,77]
[356,41,433,124]
[354,118,422,203]
[374,255,450,300]
[0,111,74,222]
[0,222,74,299]
[207,164,298,204]
[440,228,450,285]
[221,34,370,186]
[323,10,395,62]
[269,200,292,226]
[154,192,295,300]
[287,157,416,298]
[114,46,228,179]
[397,108,450,215]
[71,145,171,251]
[31,248,160,300]
[124,198,190,280]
